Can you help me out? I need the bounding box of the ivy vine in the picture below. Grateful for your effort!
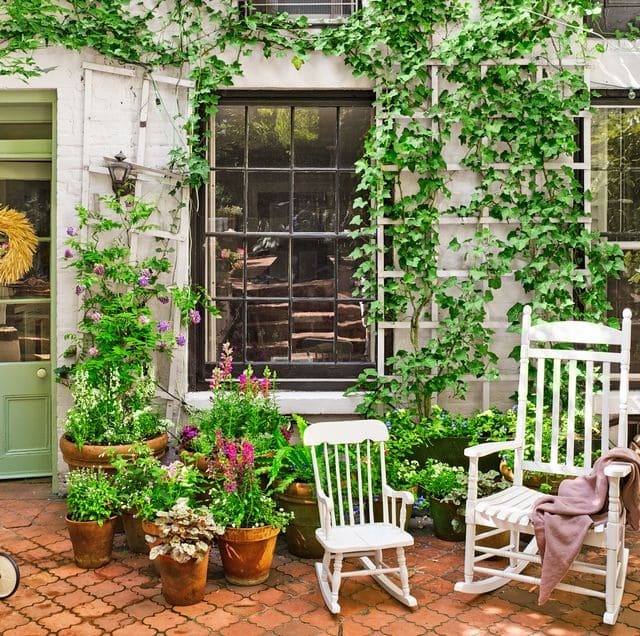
[0,0,624,420]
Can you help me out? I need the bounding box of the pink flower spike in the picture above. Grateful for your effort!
[93,264,105,275]
[88,346,98,356]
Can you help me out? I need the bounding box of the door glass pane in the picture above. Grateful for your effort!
[294,107,336,167]
[2,242,50,299]
[248,106,291,168]
[0,176,51,236]
[0,302,50,362]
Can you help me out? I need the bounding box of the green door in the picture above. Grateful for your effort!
[0,96,54,478]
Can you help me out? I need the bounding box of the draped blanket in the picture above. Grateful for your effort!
[529,447,640,604]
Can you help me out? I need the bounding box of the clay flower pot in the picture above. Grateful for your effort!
[60,432,169,473]
[275,482,323,559]
[218,525,280,585]
[121,510,149,554]
[66,515,118,568]
[155,551,210,606]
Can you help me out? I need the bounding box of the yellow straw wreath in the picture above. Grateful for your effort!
[0,206,38,284]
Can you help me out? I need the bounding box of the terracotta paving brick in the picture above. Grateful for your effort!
[197,606,241,630]
[74,598,118,618]
[37,608,84,632]
[92,612,137,632]
[3,624,51,636]
[123,598,166,620]
[143,609,188,631]
[166,621,218,635]
[58,623,105,636]
[111,624,158,636]
[21,599,64,621]
[247,606,293,629]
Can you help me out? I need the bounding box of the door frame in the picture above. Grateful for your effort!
[0,89,57,491]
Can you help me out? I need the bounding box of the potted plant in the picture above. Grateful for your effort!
[148,497,224,605]
[267,415,322,558]
[206,432,293,585]
[65,468,119,568]
[421,459,508,541]
[58,195,216,471]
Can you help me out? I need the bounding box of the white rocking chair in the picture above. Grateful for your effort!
[303,419,417,614]
[455,305,633,624]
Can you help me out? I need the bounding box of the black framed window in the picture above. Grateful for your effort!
[587,1,640,34]
[240,1,362,19]
[591,93,640,372]
[191,92,374,390]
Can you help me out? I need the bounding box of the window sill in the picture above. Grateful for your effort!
[185,390,363,415]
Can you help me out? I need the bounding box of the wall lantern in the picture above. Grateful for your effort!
[107,151,135,197]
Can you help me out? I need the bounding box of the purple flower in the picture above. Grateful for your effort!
[93,264,105,275]
[88,346,98,357]
[75,285,85,296]
[139,315,150,326]
[181,425,200,442]
[87,310,102,323]
[64,249,73,259]
[138,275,149,287]
[176,333,186,346]
[66,227,76,236]
[189,309,201,325]
[158,320,170,333]
[158,296,170,304]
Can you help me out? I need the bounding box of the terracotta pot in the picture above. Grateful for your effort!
[60,432,169,473]
[155,551,210,606]
[121,510,149,554]
[218,525,280,585]
[275,482,323,559]
[142,519,162,572]
[66,515,117,568]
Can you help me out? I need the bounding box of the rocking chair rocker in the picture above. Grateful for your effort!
[455,305,633,625]
[303,419,417,614]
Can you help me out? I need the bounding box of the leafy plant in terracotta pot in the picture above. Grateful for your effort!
[58,195,217,470]
[266,414,323,558]
[65,468,119,568]
[205,432,293,585]
[148,497,224,606]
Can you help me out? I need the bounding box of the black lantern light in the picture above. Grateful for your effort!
[107,151,134,197]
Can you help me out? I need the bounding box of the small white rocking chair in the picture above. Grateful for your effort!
[455,305,633,624]
[303,419,417,614]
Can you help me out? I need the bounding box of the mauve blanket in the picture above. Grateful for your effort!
[530,447,640,604]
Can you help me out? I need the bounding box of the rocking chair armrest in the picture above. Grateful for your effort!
[604,463,632,480]
[464,440,521,459]
[383,485,415,506]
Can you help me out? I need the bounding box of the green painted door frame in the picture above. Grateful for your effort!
[0,90,57,489]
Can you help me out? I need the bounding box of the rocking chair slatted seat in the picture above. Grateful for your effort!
[455,305,633,625]
[303,419,417,614]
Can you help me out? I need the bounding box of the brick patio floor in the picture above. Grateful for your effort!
[2,479,640,635]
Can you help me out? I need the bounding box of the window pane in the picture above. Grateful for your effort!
[337,238,362,297]
[292,238,334,295]
[337,301,369,361]
[248,299,290,362]
[212,171,244,232]
[611,251,640,373]
[247,172,290,232]
[339,106,371,167]
[0,302,50,361]
[208,237,245,298]
[248,106,291,167]
[621,109,640,168]
[622,170,640,234]
[247,236,289,297]
[214,299,244,361]
[3,242,50,299]
[0,176,51,236]
[294,173,335,232]
[339,172,364,230]
[294,107,336,167]
[215,106,245,167]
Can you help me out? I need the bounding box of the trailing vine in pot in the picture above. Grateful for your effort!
[57,195,218,469]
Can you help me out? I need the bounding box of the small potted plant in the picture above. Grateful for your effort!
[149,497,224,606]
[421,459,508,541]
[206,432,293,585]
[65,468,119,568]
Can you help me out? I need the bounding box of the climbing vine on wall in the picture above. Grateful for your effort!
[0,0,624,419]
